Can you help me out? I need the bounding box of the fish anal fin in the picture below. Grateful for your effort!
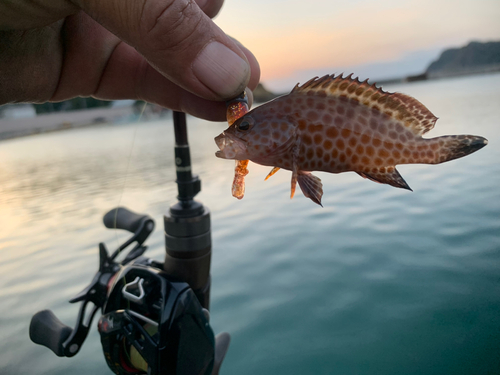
[358,167,412,191]
[290,74,437,136]
[265,167,280,181]
[298,171,323,207]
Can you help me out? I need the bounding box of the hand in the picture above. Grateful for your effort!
[0,0,260,120]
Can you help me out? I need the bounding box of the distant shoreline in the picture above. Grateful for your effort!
[1,69,498,142]
[0,106,136,141]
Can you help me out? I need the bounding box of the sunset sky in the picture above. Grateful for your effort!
[214,0,500,92]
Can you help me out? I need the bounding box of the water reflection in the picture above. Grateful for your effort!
[1,74,500,375]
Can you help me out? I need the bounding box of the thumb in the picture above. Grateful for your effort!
[73,0,251,100]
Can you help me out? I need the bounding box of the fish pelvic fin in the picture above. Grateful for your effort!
[298,171,324,207]
[290,136,301,200]
[358,167,412,191]
[291,74,437,136]
[265,167,280,181]
[428,135,488,164]
[291,168,297,199]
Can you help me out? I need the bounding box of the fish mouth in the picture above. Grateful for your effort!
[215,132,246,159]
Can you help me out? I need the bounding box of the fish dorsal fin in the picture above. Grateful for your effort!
[291,74,437,136]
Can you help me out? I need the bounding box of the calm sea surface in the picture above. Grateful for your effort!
[1,74,499,375]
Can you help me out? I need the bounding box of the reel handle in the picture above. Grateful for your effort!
[103,207,152,233]
[29,310,73,357]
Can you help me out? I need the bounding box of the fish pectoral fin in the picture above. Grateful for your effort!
[357,167,412,191]
[297,171,324,207]
[265,167,281,181]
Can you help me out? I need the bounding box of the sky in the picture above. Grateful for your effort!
[214,0,500,92]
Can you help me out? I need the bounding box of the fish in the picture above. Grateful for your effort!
[226,92,250,199]
[215,74,488,206]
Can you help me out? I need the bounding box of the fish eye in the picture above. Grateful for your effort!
[238,120,251,131]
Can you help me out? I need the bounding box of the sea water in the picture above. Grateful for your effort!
[0,73,499,374]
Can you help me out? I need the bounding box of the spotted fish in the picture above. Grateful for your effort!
[215,74,488,206]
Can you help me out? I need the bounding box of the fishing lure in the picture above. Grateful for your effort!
[226,92,250,199]
[215,74,488,206]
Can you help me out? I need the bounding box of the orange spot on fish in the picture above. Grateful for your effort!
[336,139,345,150]
[326,127,339,138]
[324,139,333,150]
[378,149,389,158]
[314,134,322,145]
[366,146,375,157]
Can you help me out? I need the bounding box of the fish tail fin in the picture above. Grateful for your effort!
[429,135,488,164]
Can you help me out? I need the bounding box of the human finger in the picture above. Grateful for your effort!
[51,12,255,120]
[73,0,254,101]
[195,0,225,19]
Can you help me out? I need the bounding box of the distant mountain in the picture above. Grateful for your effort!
[425,41,500,79]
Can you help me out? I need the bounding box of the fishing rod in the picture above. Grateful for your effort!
[29,111,231,375]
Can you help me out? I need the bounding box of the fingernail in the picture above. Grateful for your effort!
[193,42,249,98]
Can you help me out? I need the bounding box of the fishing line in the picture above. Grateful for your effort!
[112,101,148,255]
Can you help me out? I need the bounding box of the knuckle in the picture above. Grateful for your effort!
[142,0,204,52]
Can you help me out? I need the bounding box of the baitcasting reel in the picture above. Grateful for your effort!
[29,207,229,375]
